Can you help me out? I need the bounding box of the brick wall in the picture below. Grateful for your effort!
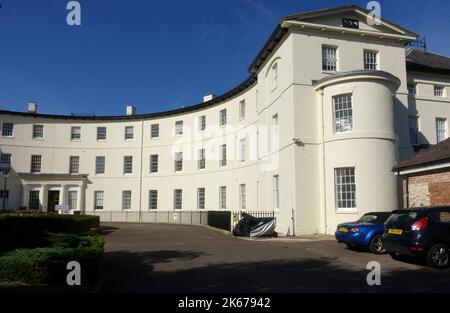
[403,168,450,208]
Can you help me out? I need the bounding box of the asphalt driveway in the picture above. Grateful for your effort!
[100,223,450,293]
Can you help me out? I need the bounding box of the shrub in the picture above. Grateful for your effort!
[0,212,100,252]
[0,235,104,286]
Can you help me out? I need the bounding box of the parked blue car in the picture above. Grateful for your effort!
[335,212,392,254]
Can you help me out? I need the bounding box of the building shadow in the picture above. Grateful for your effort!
[101,250,450,293]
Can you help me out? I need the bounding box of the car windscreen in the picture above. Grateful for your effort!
[385,211,418,226]
[358,213,389,224]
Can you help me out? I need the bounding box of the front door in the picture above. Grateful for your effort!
[47,190,60,213]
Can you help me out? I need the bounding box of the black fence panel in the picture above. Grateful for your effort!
[207,211,231,231]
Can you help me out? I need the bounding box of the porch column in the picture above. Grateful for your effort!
[76,183,85,213]
[60,185,67,205]
[41,184,48,212]
[22,184,29,208]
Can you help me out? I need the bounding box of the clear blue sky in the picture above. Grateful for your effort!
[0,0,449,116]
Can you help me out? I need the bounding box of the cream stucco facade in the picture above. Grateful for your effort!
[1,5,450,235]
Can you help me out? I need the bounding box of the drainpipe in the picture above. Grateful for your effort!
[138,118,144,222]
[405,176,409,208]
[319,89,328,234]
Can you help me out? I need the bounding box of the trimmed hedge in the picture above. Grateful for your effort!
[0,212,100,252]
[0,234,104,286]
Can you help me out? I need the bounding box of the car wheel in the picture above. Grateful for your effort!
[426,244,449,269]
[369,234,386,254]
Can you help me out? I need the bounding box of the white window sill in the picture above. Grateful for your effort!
[1,136,14,139]
[336,209,358,214]
[151,137,159,140]
[97,139,107,142]
[32,138,44,141]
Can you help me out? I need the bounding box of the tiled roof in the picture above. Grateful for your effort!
[394,137,450,171]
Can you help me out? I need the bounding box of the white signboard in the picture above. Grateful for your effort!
[56,205,71,213]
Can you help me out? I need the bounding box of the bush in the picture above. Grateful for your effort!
[0,234,104,286]
[0,212,100,252]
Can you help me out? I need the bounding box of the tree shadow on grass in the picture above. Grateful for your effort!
[101,250,450,293]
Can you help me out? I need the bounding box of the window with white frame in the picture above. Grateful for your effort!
[0,153,11,173]
[322,46,338,72]
[95,156,105,175]
[69,156,80,174]
[1,122,13,137]
[97,127,107,140]
[123,156,133,174]
[0,190,9,209]
[174,189,182,210]
[239,100,246,119]
[407,83,417,95]
[28,190,40,210]
[149,190,158,210]
[239,138,246,163]
[436,118,447,143]
[219,144,227,167]
[198,115,206,132]
[175,121,183,136]
[125,126,134,140]
[174,152,183,172]
[197,188,205,210]
[363,50,378,70]
[220,109,227,127]
[219,186,226,210]
[94,191,104,210]
[31,155,42,173]
[32,125,44,139]
[273,175,280,210]
[239,184,246,211]
[271,114,279,150]
[122,190,132,210]
[68,190,78,211]
[272,62,278,90]
[409,116,419,145]
[333,94,353,133]
[151,124,159,139]
[198,148,205,170]
[150,154,158,173]
[71,126,81,140]
[434,85,446,97]
[335,167,356,211]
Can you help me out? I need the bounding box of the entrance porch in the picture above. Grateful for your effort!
[18,173,89,213]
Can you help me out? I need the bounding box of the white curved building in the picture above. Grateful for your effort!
[1,5,450,235]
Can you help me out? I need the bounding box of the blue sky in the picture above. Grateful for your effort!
[0,0,449,116]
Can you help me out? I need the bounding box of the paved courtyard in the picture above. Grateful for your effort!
[101,223,450,293]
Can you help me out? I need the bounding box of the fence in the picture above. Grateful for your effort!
[89,210,276,232]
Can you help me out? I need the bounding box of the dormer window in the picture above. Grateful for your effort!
[342,18,359,29]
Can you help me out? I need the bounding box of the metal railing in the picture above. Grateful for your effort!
[90,210,209,225]
[88,210,276,232]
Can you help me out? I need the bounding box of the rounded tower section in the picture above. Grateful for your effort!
[315,71,401,233]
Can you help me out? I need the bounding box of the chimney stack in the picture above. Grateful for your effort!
[203,94,216,103]
[28,101,37,113]
[126,105,136,116]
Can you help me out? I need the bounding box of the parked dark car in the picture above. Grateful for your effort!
[335,212,392,254]
[382,206,450,269]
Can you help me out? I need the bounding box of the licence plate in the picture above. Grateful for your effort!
[338,227,349,233]
[388,228,403,235]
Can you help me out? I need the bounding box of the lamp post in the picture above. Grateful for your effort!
[2,171,8,211]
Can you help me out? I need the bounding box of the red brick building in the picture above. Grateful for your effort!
[394,138,450,208]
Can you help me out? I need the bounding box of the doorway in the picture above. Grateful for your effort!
[47,190,60,213]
